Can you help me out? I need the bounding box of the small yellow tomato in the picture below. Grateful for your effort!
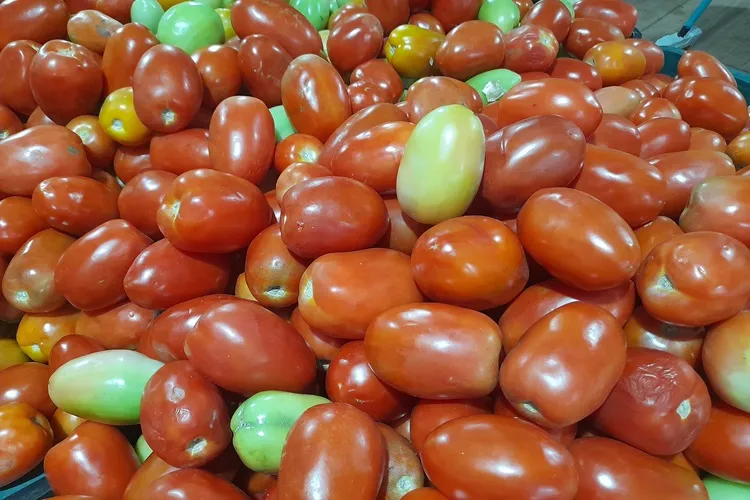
[99,87,152,146]
[0,338,31,370]
[16,307,80,363]
[384,24,445,79]
[215,8,235,41]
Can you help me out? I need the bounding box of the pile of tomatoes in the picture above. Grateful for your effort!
[1,0,750,498]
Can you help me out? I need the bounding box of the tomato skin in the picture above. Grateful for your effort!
[0,40,41,116]
[123,453,179,500]
[503,25,559,74]
[0,362,56,417]
[66,10,121,55]
[378,195,428,256]
[401,489,448,500]
[145,469,249,499]
[703,311,750,412]
[679,176,750,247]
[406,78,482,126]
[351,60,403,104]
[678,50,736,86]
[276,163,332,203]
[622,79,660,101]
[273,134,324,173]
[184,300,316,395]
[624,307,703,367]
[431,0,481,31]
[66,115,118,170]
[409,398,491,453]
[123,239,231,310]
[192,45,242,110]
[348,81,392,113]
[365,303,502,399]
[421,415,578,500]
[44,421,140,499]
[636,231,750,327]
[113,145,151,183]
[0,402,54,488]
[49,408,86,442]
[572,437,709,499]
[149,129,210,175]
[237,35,292,108]
[0,197,49,255]
[588,113,641,156]
[564,17,624,60]
[102,23,158,95]
[277,403,386,500]
[132,45,203,134]
[689,127,727,152]
[435,20,505,81]
[16,306,79,363]
[629,97,681,126]
[668,78,748,139]
[48,335,105,374]
[0,125,91,196]
[638,117,691,159]
[0,104,23,140]
[548,57,603,91]
[209,96,275,184]
[327,13,384,74]
[574,0,637,37]
[0,0,67,52]
[622,38,665,75]
[523,0,572,41]
[289,307,345,362]
[377,423,424,500]
[583,41,646,86]
[117,170,176,240]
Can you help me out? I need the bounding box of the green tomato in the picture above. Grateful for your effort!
[48,350,164,426]
[703,475,750,499]
[396,105,486,225]
[478,0,520,34]
[131,0,165,34]
[466,69,522,105]
[135,435,153,463]
[290,0,330,31]
[270,105,296,142]
[230,391,330,473]
[157,1,225,55]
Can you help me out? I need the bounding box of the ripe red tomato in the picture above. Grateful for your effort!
[237,35,292,108]
[48,335,105,374]
[0,402,54,487]
[144,469,249,500]
[435,20,505,81]
[409,398,491,452]
[624,307,703,367]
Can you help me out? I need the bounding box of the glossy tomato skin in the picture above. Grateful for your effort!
[231,0,322,58]
[588,113,642,156]
[351,60,403,104]
[421,415,578,500]
[149,129,210,175]
[622,38,665,75]
[411,216,528,310]
[409,13,445,34]
[548,57,603,91]
[327,341,414,422]
[401,489,448,500]
[484,78,603,138]
[123,239,231,310]
[689,127,727,152]
[66,115,118,170]
[669,78,748,139]
[679,176,750,247]
[47,335,105,374]
[564,17,624,60]
[16,306,79,363]
[435,20,505,81]
[431,0,481,31]
[638,117,691,159]
[132,45,203,134]
[280,177,388,259]
[209,96,275,184]
[277,403,386,500]
[629,97,681,126]
[273,134,324,173]
[75,301,155,350]
[636,231,750,327]
[0,104,23,139]
[117,170,176,240]
[571,437,709,499]
[574,0,638,37]
[327,13,384,74]
[624,307,703,367]
[144,469,249,500]
[289,307,345,362]
[621,79,660,101]
[238,35,291,108]
[0,362,55,417]
[503,25,559,74]
[0,125,91,196]
[366,0,409,34]
[66,10,121,55]
[102,23,158,95]
[29,40,102,125]
[501,302,627,428]
[0,403,53,488]
[0,40,41,116]
[404,76,482,124]
[523,0,572,41]
[185,300,316,395]
[44,422,140,499]
[0,0,67,49]
[276,163,332,202]
[377,423,424,500]
[583,41,646,86]
[348,81,392,113]
[492,393,577,446]
[365,303,502,399]
[113,145,151,183]
[409,398,491,453]
[678,50,736,86]
[703,311,750,412]
[192,45,242,110]
[2,229,74,313]
[378,196,429,256]
[0,197,49,255]
[281,55,352,142]
[518,188,640,291]
[572,144,666,227]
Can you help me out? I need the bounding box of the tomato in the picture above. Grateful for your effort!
[156,2,224,55]
[123,453,179,500]
[702,310,750,412]
[49,408,86,442]
[669,78,748,139]
[376,424,423,499]
[232,0,322,58]
[588,113,641,156]
[16,306,78,363]
[564,17,624,60]
[0,338,30,369]
[145,469,249,499]
[117,170,176,240]
[593,87,641,119]
[0,125,91,196]
[0,0,67,51]
[44,422,140,499]
[237,35,293,108]
[0,403,53,488]
[572,437,709,499]
[99,86,152,147]
[522,0,572,41]
[422,415,577,499]
[402,489,448,500]
[0,197,49,255]
[75,301,154,350]
[273,134,324,173]
[48,335,105,374]
[629,96,681,126]
[624,306,704,368]
[288,309,342,362]
[384,25,444,79]
[113,145,151,183]
[327,13,383,75]
[637,231,750,327]
[66,10,121,55]
[409,398,491,452]
[351,59,403,103]
[0,104,22,140]
[192,45,242,110]
[405,77,482,124]
[277,403,385,500]
[148,128,209,175]
[492,393,577,446]
[102,23,159,95]
[0,362,56,416]
[365,303,502,399]
[377,195,428,255]
[185,300,316,395]
[621,79,660,102]
[634,215,683,262]
[622,38,665,75]
[689,127,727,152]
[347,81,390,113]
[678,50,736,86]
[32,177,119,236]
[275,163,332,203]
[0,41,41,116]
[66,115,117,170]
[548,58,602,91]
[434,21,505,81]
[583,41,646,86]
[679,176,750,247]
[503,25,558,74]
[209,96,275,183]
[727,130,750,167]
[431,0,482,31]
[649,150,736,218]
[638,117,691,159]
[408,13,445,34]
[574,0,637,36]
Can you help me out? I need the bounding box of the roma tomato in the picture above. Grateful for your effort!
[404,77,482,124]
[411,216,528,309]
[184,300,317,395]
[132,45,203,133]
[636,231,750,327]
[149,128,210,175]
[237,35,293,108]
[47,334,105,374]
[421,415,577,499]
[289,307,345,362]
[66,10,122,54]
[365,0,409,34]
[0,40,42,116]
[638,117,691,159]
[32,177,120,236]
[678,50,736,86]
[282,55,351,142]
[45,422,140,499]
[273,134,324,173]
[431,0,482,31]
[409,13,445,34]
[327,341,414,422]
[574,0,638,37]
[689,127,727,152]
[679,176,750,247]
[0,104,23,139]
[624,307,703,367]
[209,96,275,183]
[75,301,155,350]
[409,398,491,452]
[502,25,558,74]
[402,489,448,500]
[384,25,445,79]
[564,17,624,60]
[435,20,505,81]
[571,437,709,499]
[50,408,85,442]
[669,78,748,139]
[594,86,641,117]
[298,248,423,339]
[522,0,572,41]
[157,169,271,253]
[588,113,642,156]
[29,40,102,125]
[16,306,79,363]
[583,40,647,86]
[378,195,429,255]
[492,393,577,446]
[365,303,502,399]
[727,130,750,168]
[621,79,660,100]
[593,348,710,455]
[192,45,242,109]
[517,188,640,291]
[622,38,665,75]
[0,338,30,369]
[144,469,249,500]
[703,311,750,412]
[548,57,603,91]
[0,362,56,416]
[629,97,681,126]
[117,170,177,240]
[277,403,385,500]
[327,13,384,74]
[0,403,53,488]
[377,423,424,499]
[348,81,392,113]
[0,197,49,255]
[0,0,67,49]
[280,176,388,259]
[350,59,403,103]
[55,219,151,311]
[124,239,231,310]
[66,115,118,170]
[2,229,75,313]
[276,163,332,203]
[98,86,152,147]
[102,23,159,94]
[0,125,91,196]
[113,145,151,183]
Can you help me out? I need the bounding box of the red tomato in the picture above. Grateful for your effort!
[145,469,249,500]
[629,96,681,126]
[622,38,665,75]
[377,195,429,255]
[350,59,403,103]
[523,0,572,41]
[102,23,158,95]
[149,129,210,175]
[564,17,624,60]
[668,77,748,139]
[404,76,482,124]
[117,170,176,240]
[0,362,56,416]
[638,117,691,159]
[0,104,23,139]
[192,45,242,110]
[430,0,482,31]
[327,13,383,74]
[0,196,49,255]
[492,393,577,446]
[435,20,505,81]
[277,403,385,500]
[347,81,392,113]
[275,163,332,203]
[548,57,603,91]
[48,334,105,373]
[66,10,121,55]
[0,40,42,116]
[0,0,67,51]
[678,50,736,86]
[624,306,703,367]
[409,398,491,452]
[408,13,445,34]
[66,115,118,170]
[574,0,637,36]
[588,113,641,156]
[634,215,684,263]
[237,35,292,108]
[74,301,153,350]
[583,40,646,86]
[377,423,424,499]
[273,134,324,173]
[680,175,750,247]
[0,403,53,488]
[289,307,346,362]
[503,25,559,74]
[689,127,727,152]
[402,489,448,500]
[113,145,151,183]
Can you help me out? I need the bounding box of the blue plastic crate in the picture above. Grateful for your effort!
[662,46,750,100]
